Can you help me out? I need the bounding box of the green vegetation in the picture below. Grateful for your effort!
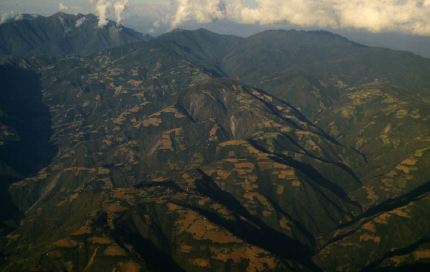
[0,24,429,271]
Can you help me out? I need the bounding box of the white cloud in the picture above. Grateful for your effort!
[58,2,69,11]
[90,0,129,27]
[75,16,87,27]
[113,0,128,25]
[94,0,109,27]
[171,0,226,27]
[169,0,430,35]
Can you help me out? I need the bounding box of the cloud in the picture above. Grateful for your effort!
[113,0,128,25]
[94,0,109,27]
[170,0,430,35]
[171,0,226,28]
[90,0,129,27]
[58,2,69,11]
[75,16,87,27]
[0,11,26,24]
[333,0,430,35]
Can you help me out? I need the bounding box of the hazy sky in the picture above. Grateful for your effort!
[1,0,430,36]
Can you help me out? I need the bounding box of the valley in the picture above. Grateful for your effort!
[0,13,430,272]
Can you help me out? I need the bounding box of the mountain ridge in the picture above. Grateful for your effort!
[0,12,151,57]
[0,16,430,271]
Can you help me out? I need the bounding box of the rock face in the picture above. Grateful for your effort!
[1,25,430,271]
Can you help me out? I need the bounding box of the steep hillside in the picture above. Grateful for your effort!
[223,30,430,115]
[161,29,430,118]
[0,60,57,235]
[0,27,429,271]
[0,38,367,271]
[159,28,242,68]
[0,12,150,56]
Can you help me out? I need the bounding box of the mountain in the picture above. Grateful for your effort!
[0,13,42,24]
[162,28,430,197]
[161,29,430,117]
[158,28,242,66]
[0,24,430,271]
[160,20,430,59]
[0,12,150,57]
[339,30,430,59]
[1,38,365,271]
[0,57,57,235]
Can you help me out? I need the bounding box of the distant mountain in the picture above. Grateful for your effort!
[0,12,151,56]
[339,30,430,59]
[1,27,430,271]
[161,29,430,116]
[173,20,430,59]
[1,39,365,271]
[158,28,242,66]
[163,28,430,192]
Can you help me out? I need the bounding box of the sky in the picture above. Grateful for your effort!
[2,0,430,36]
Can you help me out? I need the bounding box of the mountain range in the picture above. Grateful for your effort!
[0,12,150,57]
[0,13,430,272]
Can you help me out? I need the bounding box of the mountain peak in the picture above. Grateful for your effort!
[0,12,148,56]
[2,13,430,272]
